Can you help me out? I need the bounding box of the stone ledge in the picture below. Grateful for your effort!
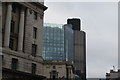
[2,47,43,63]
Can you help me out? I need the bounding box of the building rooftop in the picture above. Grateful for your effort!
[43,60,74,66]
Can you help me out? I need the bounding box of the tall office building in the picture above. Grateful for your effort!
[74,30,86,79]
[67,18,86,79]
[42,23,74,61]
[1,2,47,79]
[64,24,74,61]
[67,18,81,31]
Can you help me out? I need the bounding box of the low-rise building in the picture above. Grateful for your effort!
[43,60,74,80]
[106,69,120,80]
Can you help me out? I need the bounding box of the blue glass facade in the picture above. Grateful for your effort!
[42,23,65,60]
[42,23,73,61]
[64,24,74,61]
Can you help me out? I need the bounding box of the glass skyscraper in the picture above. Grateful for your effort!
[42,23,65,60]
[64,24,74,61]
[42,23,73,61]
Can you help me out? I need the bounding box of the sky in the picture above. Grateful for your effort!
[44,1,118,78]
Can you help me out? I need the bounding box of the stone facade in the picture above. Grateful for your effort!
[1,2,47,79]
[43,60,74,79]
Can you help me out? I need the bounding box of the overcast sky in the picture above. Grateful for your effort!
[44,2,118,78]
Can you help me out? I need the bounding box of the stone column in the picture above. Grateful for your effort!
[17,8,25,52]
[4,3,12,47]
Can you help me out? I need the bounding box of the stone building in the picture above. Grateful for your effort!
[106,69,120,80]
[43,60,74,80]
[1,2,47,79]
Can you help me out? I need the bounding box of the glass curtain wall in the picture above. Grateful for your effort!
[42,23,65,60]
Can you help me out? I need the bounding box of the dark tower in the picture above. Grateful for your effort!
[67,18,81,31]
[67,18,86,80]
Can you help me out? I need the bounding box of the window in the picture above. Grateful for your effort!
[2,55,4,61]
[11,20,15,33]
[11,58,18,70]
[53,66,56,69]
[32,44,37,57]
[9,38,14,50]
[33,27,37,39]
[69,69,71,74]
[2,55,4,65]
[29,9,32,14]
[12,5,16,13]
[31,63,36,74]
[34,11,37,20]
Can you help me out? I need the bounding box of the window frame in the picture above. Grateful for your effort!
[33,11,37,20]
[33,27,37,39]
[31,63,36,74]
[10,20,15,33]
[11,58,18,70]
[9,38,14,50]
[12,4,16,13]
[31,44,37,57]
[53,66,56,69]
